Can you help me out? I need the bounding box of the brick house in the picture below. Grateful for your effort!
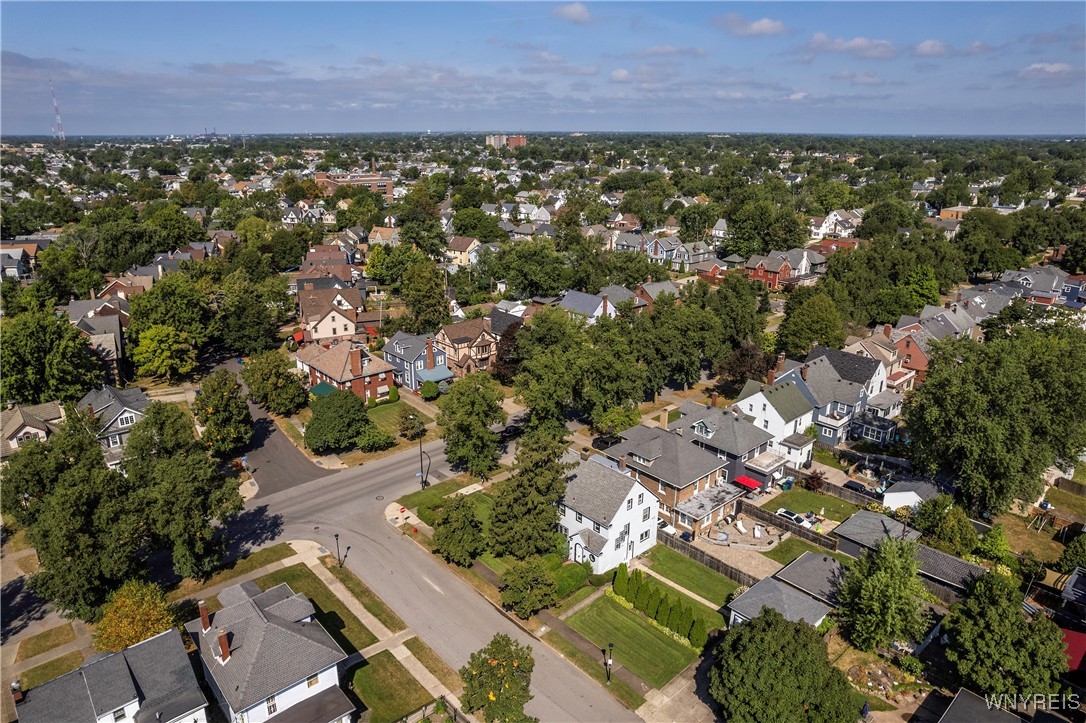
[744,255,792,290]
[296,342,394,402]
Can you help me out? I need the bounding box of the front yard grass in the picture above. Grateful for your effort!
[1073,466,1086,483]
[567,595,697,689]
[253,563,377,652]
[321,555,407,633]
[7,527,32,552]
[765,489,859,522]
[761,537,849,567]
[166,542,295,602]
[349,650,433,723]
[403,636,462,694]
[15,623,76,663]
[553,586,598,616]
[813,447,851,472]
[20,651,84,690]
[644,545,740,606]
[368,400,431,435]
[995,512,1065,565]
[396,476,473,512]
[640,576,725,630]
[541,631,646,710]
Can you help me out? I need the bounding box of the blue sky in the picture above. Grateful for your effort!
[2,2,1083,136]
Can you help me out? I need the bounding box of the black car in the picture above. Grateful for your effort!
[843,480,880,499]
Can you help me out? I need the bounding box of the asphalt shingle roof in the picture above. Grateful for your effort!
[806,345,880,386]
[563,459,641,527]
[604,424,725,489]
[728,577,831,626]
[774,551,843,606]
[671,402,774,456]
[559,290,603,316]
[915,544,985,591]
[832,510,921,548]
[736,379,814,423]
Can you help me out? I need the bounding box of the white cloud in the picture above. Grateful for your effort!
[912,40,949,57]
[715,13,787,37]
[832,70,884,86]
[610,68,631,82]
[961,41,995,56]
[533,52,564,64]
[1018,62,1079,85]
[788,91,809,101]
[802,32,897,60]
[714,90,746,100]
[552,2,591,24]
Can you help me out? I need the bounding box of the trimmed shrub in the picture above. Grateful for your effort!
[688,618,708,649]
[645,589,661,619]
[613,563,629,598]
[554,563,589,599]
[388,386,400,403]
[627,570,643,603]
[656,598,672,626]
[635,580,652,612]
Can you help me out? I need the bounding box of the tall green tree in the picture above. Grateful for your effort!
[304,389,372,454]
[128,272,214,349]
[0,311,105,404]
[131,324,198,382]
[241,350,307,415]
[489,428,572,559]
[777,292,845,358]
[500,558,559,619]
[837,538,930,652]
[460,633,537,723]
[93,580,176,652]
[218,269,277,356]
[400,260,449,334]
[709,608,857,723]
[944,573,1068,696]
[193,369,253,457]
[432,494,484,566]
[436,374,507,478]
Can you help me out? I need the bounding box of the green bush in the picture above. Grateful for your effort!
[357,425,396,452]
[897,654,923,676]
[688,618,708,649]
[417,501,442,526]
[554,563,589,598]
[388,386,400,403]
[421,380,440,401]
[589,571,615,587]
[612,564,629,598]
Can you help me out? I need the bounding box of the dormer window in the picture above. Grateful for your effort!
[118,414,135,428]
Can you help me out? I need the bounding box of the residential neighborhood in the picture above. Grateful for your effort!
[2,6,1086,720]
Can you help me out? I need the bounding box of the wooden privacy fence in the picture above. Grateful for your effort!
[657,532,760,588]
[736,499,839,551]
[1055,476,1086,498]
[787,467,874,508]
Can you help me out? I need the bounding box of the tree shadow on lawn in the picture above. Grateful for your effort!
[1,576,50,644]
[220,505,284,561]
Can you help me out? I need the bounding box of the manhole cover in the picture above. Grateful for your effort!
[376,495,384,501]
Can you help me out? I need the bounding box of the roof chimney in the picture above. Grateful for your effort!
[944,301,952,309]
[766,368,775,386]
[601,294,608,317]
[198,600,210,633]
[619,457,627,472]
[710,392,718,408]
[775,352,786,373]
[883,324,892,339]
[658,410,669,429]
[425,337,436,370]
[10,681,23,705]
[647,275,653,284]
[800,365,809,381]
[350,347,363,377]
[217,629,230,663]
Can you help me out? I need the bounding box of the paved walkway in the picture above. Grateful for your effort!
[690,535,784,580]
[537,610,651,696]
[556,586,608,620]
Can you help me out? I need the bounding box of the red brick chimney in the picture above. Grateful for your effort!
[217,629,230,662]
[350,347,363,377]
[646,275,653,284]
[425,337,435,370]
[800,365,809,381]
[883,324,892,339]
[619,457,627,472]
[199,600,210,632]
[601,294,609,317]
[766,368,776,385]
[710,392,718,407]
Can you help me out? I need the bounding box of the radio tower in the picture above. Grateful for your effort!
[50,80,65,143]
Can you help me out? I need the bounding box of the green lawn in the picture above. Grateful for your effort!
[1073,466,1086,483]
[15,623,76,663]
[1043,486,1084,515]
[640,576,725,631]
[254,563,377,653]
[166,542,295,603]
[21,651,84,690]
[765,489,859,522]
[396,476,473,511]
[644,545,740,606]
[813,447,850,472]
[542,631,646,710]
[762,537,849,567]
[404,636,462,694]
[321,556,406,633]
[368,400,432,436]
[553,586,598,616]
[350,651,433,723]
[567,595,697,689]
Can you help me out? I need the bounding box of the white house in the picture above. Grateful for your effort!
[559,458,660,574]
[14,629,208,723]
[735,379,815,469]
[881,481,940,512]
[557,290,618,325]
[185,582,353,723]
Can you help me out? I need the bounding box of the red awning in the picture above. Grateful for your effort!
[292,331,305,342]
[734,475,761,490]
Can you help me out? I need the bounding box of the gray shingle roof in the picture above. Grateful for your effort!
[604,424,725,489]
[916,544,985,591]
[385,331,435,362]
[559,290,603,316]
[639,280,680,300]
[774,551,843,606]
[791,356,865,407]
[78,386,151,426]
[832,510,920,549]
[728,577,831,626]
[883,480,939,502]
[806,345,880,386]
[488,309,522,338]
[671,402,773,456]
[736,380,814,423]
[16,629,206,723]
[938,689,1021,723]
[184,582,346,714]
[563,459,641,527]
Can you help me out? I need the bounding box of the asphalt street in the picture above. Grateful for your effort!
[243,438,638,723]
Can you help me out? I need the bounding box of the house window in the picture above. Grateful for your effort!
[559,504,566,516]
[642,508,650,522]
[615,539,622,550]
[637,493,644,504]
[626,499,632,511]
[113,711,127,722]
[108,434,121,448]
[904,355,912,364]
[762,403,766,412]
[837,402,847,414]
[658,481,664,493]
[763,420,769,429]
[559,525,568,535]
[118,414,135,428]
[640,530,650,543]
[415,360,423,370]
[575,512,582,523]
[748,403,753,412]
[266,696,277,715]
[593,522,600,533]
[307,674,320,688]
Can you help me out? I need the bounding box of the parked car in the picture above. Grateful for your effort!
[776,508,813,529]
[657,519,677,536]
[843,480,881,499]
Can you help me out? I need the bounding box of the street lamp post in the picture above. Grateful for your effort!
[341,545,351,568]
[334,533,341,566]
[605,643,614,685]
